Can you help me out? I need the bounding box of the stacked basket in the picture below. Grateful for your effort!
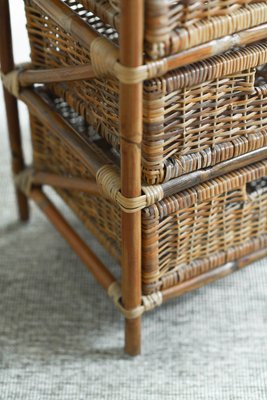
[1,0,267,354]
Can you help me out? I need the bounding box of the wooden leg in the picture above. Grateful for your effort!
[122,211,142,356]
[0,0,29,221]
[120,1,144,356]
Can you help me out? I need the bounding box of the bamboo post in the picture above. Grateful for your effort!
[19,63,96,87]
[31,172,100,194]
[0,0,29,221]
[120,1,144,355]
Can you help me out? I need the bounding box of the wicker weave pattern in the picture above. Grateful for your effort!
[30,95,267,295]
[25,1,267,184]
[30,105,122,262]
[143,54,267,183]
[79,0,267,58]
[25,0,120,150]
[142,165,267,292]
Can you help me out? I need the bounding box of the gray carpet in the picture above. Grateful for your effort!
[1,5,267,399]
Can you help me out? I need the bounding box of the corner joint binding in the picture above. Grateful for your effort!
[14,167,35,196]
[108,281,163,319]
[0,63,32,97]
[96,165,164,212]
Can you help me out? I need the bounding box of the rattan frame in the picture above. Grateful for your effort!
[8,0,267,185]
[1,0,267,356]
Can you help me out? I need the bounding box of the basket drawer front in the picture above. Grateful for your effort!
[79,0,267,59]
[144,59,267,183]
[30,105,122,262]
[25,1,267,184]
[30,92,267,295]
[142,163,267,293]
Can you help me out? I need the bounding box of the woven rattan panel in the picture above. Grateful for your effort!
[29,93,267,295]
[25,1,267,184]
[78,0,267,59]
[142,164,267,293]
[30,98,122,262]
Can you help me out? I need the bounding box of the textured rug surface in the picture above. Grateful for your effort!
[1,3,267,399]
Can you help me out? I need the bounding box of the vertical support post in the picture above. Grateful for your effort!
[120,1,144,355]
[0,0,29,221]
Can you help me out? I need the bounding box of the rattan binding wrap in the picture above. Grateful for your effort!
[25,0,267,184]
[30,93,267,295]
[79,0,267,59]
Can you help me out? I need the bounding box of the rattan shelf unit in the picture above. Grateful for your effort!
[1,0,267,355]
[22,0,267,184]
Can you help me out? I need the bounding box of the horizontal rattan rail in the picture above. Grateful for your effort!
[14,86,267,287]
[14,180,267,319]
[20,0,267,184]
[13,88,267,213]
[79,0,267,59]
[24,90,267,295]
[12,91,267,310]
[4,18,267,91]
[161,247,267,302]
[17,0,267,84]
[18,146,267,207]
[15,168,100,195]
[14,181,267,308]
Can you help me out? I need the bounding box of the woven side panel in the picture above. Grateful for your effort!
[25,0,120,150]
[142,162,267,293]
[30,107,122,263]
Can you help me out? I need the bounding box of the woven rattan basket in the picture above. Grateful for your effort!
[24,0,267,184]
[70,0,267,59]
[2,0,267,355]
[29,90,267,295]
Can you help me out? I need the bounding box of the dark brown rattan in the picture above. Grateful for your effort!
[30,92,267,295]
[24,0,267,184]
[30,96,122,262]
[78,0,267,59]
[2,0,267,356]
